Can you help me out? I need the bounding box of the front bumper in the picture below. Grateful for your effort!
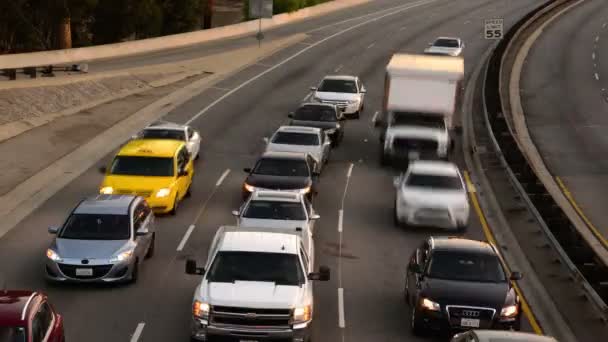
[416,308,519,334]
[144,195,174,213]
[396,204,468,229]
[191,318,311,341]
[341,102,360,115]
[45,258,134,283]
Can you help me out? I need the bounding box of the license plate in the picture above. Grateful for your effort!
[408,151,420,160]
[460,318,480,328]
[76,268,93,276]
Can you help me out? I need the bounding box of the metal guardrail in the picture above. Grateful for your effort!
[482,0,608,319]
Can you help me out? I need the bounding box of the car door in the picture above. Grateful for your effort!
[134,201,153,255]
[407,240,430,303]
[357,78,365,103]
[30,301,54,342]
[304,197,315,235]
[320,132,330,163]
[176,147,193,199]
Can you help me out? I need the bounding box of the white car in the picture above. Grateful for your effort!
[310,75,366,118]
[424,37,464,57]
[393,160,470,230]
[264,126,331,173]
[135,121,202,160]
[380,125,450,166]
[233,190,320,235]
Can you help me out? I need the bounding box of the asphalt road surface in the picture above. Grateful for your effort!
[520,0,608,244]
[0,0,543,340]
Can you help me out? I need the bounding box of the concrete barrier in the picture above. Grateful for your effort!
[0,0,369,70]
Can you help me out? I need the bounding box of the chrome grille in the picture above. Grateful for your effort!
[446,305,496,329]
[210,306,291,328]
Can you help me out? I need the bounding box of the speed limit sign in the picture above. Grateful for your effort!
[484,19,503,39]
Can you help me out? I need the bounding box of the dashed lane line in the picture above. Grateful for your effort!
[595,72,600,81]
[176,225,196,252]
[130,323,145,342]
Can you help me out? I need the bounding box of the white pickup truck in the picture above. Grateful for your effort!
[185,226,330,342]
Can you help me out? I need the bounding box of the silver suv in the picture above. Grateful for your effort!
[45,194,156,284]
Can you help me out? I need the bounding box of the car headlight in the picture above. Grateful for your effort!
[299,185,311,194]
[155,188,171,198]
[193,300,210,319]
[292,305,311,323]
[500,304,518,318]
[46,249,62,262]
[100,186,114,194]
[110,250,134,263]
[244,183,256,192]
[420,297,440,311]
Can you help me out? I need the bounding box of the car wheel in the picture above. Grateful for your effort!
[130,260,139,283]
[393,200,400,227]
[169,195,178,216]
[353,110,360,119]
[185,184,192,198]
[145,234,155,259]
[411,305,425,336]
[404,275,410,303]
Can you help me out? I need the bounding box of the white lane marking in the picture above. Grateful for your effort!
[603,23,607,28]
[177,225,196,252]
[302,92,312,102]
[346,163,354,178]
[595,73,600,80]
[210,86,231,91]
[216,169,231,186]
[338,209,344,233]
[464,20,471,24]
[334,64,343,72]
[596,36,600,42]
[371,111,379,123]
[367,42,376,49]
[130,323,145,342]
[592,52,596,60]
[338,288,345,328]
[184,0,438,125]
[400,26,407,31]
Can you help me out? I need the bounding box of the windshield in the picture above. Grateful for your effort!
[59,214,131,240]
[253,158,310,177]
[110,156,174,177]
[406,173,462,190]
[294,105,337,122]
[243,200,307,220]
[318,79,358,93]
[391,112,445,129]
[434,39,459,48]
[271,132,319,146]
[0,327,26,342]
[140,129,185,141]
[207,251,305,286]
[427,251,506,282]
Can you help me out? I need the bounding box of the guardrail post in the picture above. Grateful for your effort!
[24,67,37,78]
[3,69,17,80]
[42,65,54,77]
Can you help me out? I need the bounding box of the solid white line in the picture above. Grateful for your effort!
[130,323,145,342]
[338,209,344,233]
[592,53,596,60]
[338,288,345,328]
[334,64,343,72]
[177,225,196,252]
[596,36,600,42]
[367,42,376,49]
[595,73,600,80]
[400,26,407,31]
[603,23,607,28]
[371,111,379,123]
[184,0,438,125]
[464,20,471,24]
[216,169,231,187]
[346,163,354,178]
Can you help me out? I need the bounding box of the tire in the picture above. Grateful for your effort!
[169,195,178,216]
[145,234,155,259]
[404,275,410,303]
[130,260,139,283]
[456,224,467,233]
[410,305,425,336]
[353,111,360,119]
[393,201,400,227]
[185,184,192,198]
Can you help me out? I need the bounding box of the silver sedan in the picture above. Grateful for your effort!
[45,194,155,284]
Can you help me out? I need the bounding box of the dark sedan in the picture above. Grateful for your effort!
[288,103,345,147]
[242,151,319,201]
[405,236,523,336]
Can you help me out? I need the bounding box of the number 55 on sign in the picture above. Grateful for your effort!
[484,18,503,39]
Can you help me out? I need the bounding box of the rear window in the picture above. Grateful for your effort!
[318,79,358,93]
[294,105,337,122]
[141,129,185,141]
[406,173,462,190]
[59,214,130,240]
[253,158,310,177]
[271,132,319,146]
[243,200,307,220]
[0,327,26,342]
[110,156,174,177]
[391,112,445,129]
[427,251,506,283]
[434,39,459,48]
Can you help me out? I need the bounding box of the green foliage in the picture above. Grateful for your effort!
[160,0,202,35]
[243,0,331,20]
[134,0,164,39]
[91,0,134,45]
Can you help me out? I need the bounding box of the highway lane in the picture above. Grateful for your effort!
[520,0,608,245]
[0,0,542,340]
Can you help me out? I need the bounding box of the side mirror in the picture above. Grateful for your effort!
[98,166,107,174]
[131,134,139,139]
[310,214,320,220]
[232,210,239,217]
[185,259,205,275]
[178,169,189,177]
[393,176,400,188]
[310,86,317,91]
[136,227,149,236]
[48,226,60,234]
[360,88,366,94]
[309,265,330,281]
[288,112,294,118]
[510,271,523,281]
[243,167,252,173]
[263,137,269,144]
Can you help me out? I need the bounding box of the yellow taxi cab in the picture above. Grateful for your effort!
[98,139,194,215]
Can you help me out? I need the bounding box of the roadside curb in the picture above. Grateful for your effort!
[0,33,307,240]
[462,42,577,341]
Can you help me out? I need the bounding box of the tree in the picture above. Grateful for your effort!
[160,0,202,35]
[91,0,134,44]
[134,0,163,39]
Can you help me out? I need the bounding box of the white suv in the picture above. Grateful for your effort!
[310,75,366,118]
[186,226,330,342]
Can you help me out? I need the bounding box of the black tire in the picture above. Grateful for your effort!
[353,111,360,119]
[410,305,425,336]
[145,234,155,259]
[185,184,192,198]
[404,275,410,304]
[393,200,400,227]
[169,195,178,216]
[456,224,467,233]
[130,260,139,283]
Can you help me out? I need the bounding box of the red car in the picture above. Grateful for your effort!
[0,290,64,342]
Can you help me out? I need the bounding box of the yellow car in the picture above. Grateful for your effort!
[98,139,194,215]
